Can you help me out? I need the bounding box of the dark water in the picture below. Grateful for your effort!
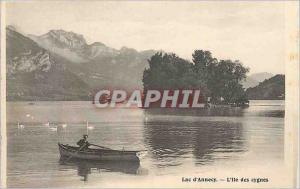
[7,100,284,188]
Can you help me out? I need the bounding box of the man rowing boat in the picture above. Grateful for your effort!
[77,134,90,150]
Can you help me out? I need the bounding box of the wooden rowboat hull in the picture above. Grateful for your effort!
[58,143,140,162]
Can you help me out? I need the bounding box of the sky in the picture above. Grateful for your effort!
[5,1,289,74]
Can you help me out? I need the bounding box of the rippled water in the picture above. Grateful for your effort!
[7,100,284,188]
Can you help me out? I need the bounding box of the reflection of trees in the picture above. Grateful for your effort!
[143,118,246,166]
[144,122,194,157]
[144,108,244,117]
[193,122,245,164]
[59,158,141,181]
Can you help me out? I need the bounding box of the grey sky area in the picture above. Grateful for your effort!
[6,1,287,74]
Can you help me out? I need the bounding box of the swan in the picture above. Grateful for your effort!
[87,125,94,130]
[17,122,25,129]
[86,121,94,130]
[44,122,50,127]
[61,123,67,128]
[49,126,58,132]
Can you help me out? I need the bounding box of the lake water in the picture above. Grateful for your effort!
[6,100,285,188]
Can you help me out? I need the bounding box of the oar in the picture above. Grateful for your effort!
[91,143,147,152]
[90,143,112,150]
[63,143,87,162]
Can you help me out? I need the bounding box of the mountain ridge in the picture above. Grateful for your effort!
[245,74,285,100]
[29,30,157,63]
[242,72,274,89]
[6,27,91,101]
[7,27,158,100]
[7,26,283,101]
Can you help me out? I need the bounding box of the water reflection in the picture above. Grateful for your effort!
[144,115,247,167]
[59,158,142,181]
[7,100,284,187]
[144,108,245,117]
[144,103,285,118]
[192,122,245,164]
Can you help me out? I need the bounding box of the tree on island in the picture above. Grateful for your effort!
[143,52,205,90]
[143,50,249,106]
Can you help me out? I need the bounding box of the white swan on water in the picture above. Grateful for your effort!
[86,121,94,130]
[87,125,94,130]
[62,123,67,128]
[17,122,25,129]
[49,126,58,132]
[43,122,57,132]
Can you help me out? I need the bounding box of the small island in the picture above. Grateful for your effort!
[143,51,249,107]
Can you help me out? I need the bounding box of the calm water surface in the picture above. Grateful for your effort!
[7,100,284,188]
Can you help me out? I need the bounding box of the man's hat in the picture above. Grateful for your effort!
[83,134,88,138]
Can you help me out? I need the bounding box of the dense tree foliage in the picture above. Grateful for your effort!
[143,50,249,105]
[143,53,204,90]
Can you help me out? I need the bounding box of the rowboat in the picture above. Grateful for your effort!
[58,143,141,162]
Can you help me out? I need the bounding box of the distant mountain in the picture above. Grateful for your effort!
[242,72,274,89]
[7,27,279,101]
[245,74,285,100]
[250,72,274,82]
[241,77,259,89]
[6,27,157,100]
[7,27,90,101]
[28,30,115,63]
[29,29,156,90]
